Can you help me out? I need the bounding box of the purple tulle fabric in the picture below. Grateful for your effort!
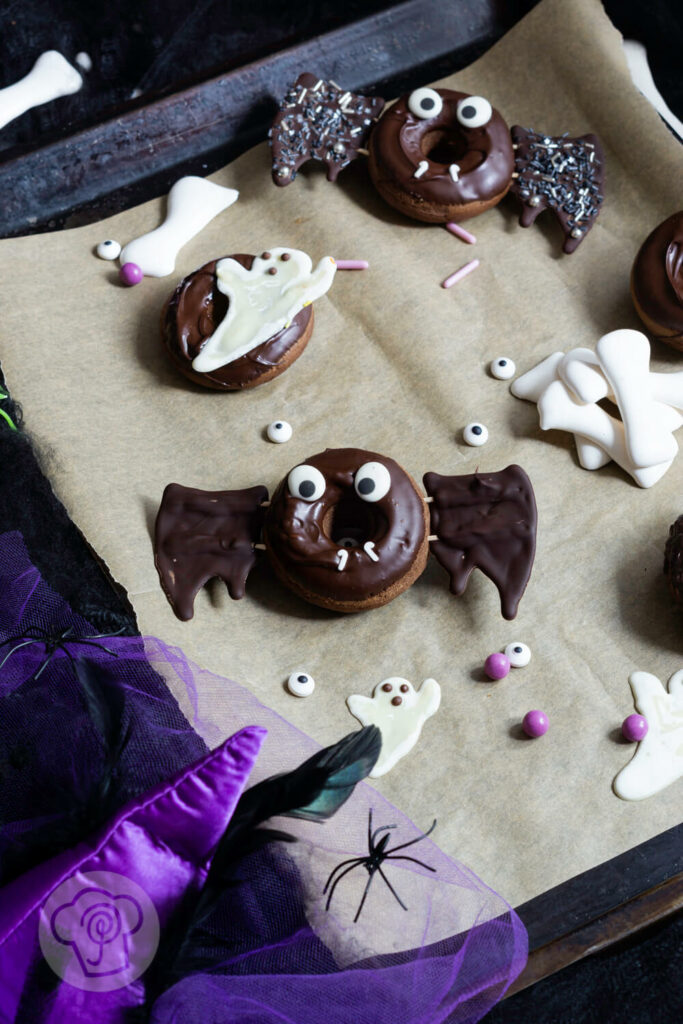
[0,531,527,1023]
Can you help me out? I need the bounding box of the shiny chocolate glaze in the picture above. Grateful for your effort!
[423,464,537,621]
[369,88,513,212]
[264,448,428,605]
[155,482,269,621]
[633,212,683,337]
[163,255,312,389]
[664,513,683,605]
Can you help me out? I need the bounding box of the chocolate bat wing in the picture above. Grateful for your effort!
[423,465,537,621]
[510,127,605,254]
[155,482,268,621]
[270,72,384,186]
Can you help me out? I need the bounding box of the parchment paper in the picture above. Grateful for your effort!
[1,0,682,908]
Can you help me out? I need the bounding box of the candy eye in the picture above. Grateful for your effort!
[288,464,326,501]
[287,671,315,697]
[504,642,531,668]
[456,96,492,128]
[463,422,489,447]
[354,461,391,502]
[96,239,121,260]
[408,87,443,120]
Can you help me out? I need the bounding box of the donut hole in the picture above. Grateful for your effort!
[420,128,469,166]
[323,495,387,547]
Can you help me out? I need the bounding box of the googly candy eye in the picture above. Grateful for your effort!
[267,420,292,443]
[456,96,492,129]
[505,642,531,668]
[490,357,516,381]
[354,461,391,502]
[96,239,121,260]
[288,464,326,501]
[408,87,443,120]
[463,422,488,446]
[287,672,315,697]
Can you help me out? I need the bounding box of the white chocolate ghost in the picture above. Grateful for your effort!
[614,669,683,800]
[192,247,337,373]
[347,677,441,778]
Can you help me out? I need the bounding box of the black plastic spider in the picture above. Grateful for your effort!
[0,624,124,679]
[323,809,437,922]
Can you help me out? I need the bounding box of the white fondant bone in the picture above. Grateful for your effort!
[510,352,564,402]
[648,372,683,412]
[559,348,610,404]
[537,379,672,487]
[193,248,336,373]
[347,677,441,777]
[597,329,678,468]
[613,669,683,800]
[119,176,239,277]
[0,51,82,132]
[574,436,611,470]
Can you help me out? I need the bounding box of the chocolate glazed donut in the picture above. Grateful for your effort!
[631,212,683,352]
[368,87,514,223]
[263,448,430,612]
[162,255,313,390]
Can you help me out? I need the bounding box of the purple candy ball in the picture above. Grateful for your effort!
[119,262,143,286]
[622,713,648,742]
[522,709,548,737]
[484,652,510,680]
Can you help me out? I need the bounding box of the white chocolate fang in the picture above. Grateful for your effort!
[413,160,429,179]
[337,549,349,571]
[363,541,379,562]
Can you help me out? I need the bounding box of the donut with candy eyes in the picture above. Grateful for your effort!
[368,87,514,223]
[263,448,430,612]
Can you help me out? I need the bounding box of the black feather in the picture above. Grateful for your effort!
[163,725,381,985]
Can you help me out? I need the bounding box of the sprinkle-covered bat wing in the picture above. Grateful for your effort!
[423,465,537,620]
[155,482,268,620]
[269,72,384,186]
[510,127,605,254]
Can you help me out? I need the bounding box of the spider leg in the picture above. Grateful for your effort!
[377,865,408,911]
[371,824,397,847]
[0,638,36,669]
[385,819,437,854]
[323,856,365,894]
[324,860,367,911]
[353,868,377,923]
[34,644,60,679]
[383,854,436,872]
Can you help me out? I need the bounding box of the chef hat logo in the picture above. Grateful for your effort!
[50,885,143,978]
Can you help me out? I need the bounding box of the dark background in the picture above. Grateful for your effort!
[0,2,681,1021]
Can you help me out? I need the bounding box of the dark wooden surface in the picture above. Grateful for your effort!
[0,0,537,237]
[0,0,682,1010]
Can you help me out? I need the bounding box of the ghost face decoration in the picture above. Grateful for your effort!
[347,677,441,777]
[191,247,337,373]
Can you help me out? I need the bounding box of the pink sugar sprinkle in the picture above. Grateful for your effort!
[445,221,477,245]
[442,259,480,289]
[334,259,369,270]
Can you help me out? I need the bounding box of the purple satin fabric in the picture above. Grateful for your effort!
[0,530,527,1024]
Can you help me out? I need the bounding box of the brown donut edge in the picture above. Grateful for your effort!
[368,144,510,224]
[265,468,430,612]
[630,270,683,353]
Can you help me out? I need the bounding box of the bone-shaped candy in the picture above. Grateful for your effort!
[613,669,683,800]
[559,348,609,404]
[512,353,611,470]
[537,379,672,488]
[119,176,239,277]
[0,51,82,132]
[597,329,679,468]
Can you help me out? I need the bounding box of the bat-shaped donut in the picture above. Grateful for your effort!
[154,449,537,621]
